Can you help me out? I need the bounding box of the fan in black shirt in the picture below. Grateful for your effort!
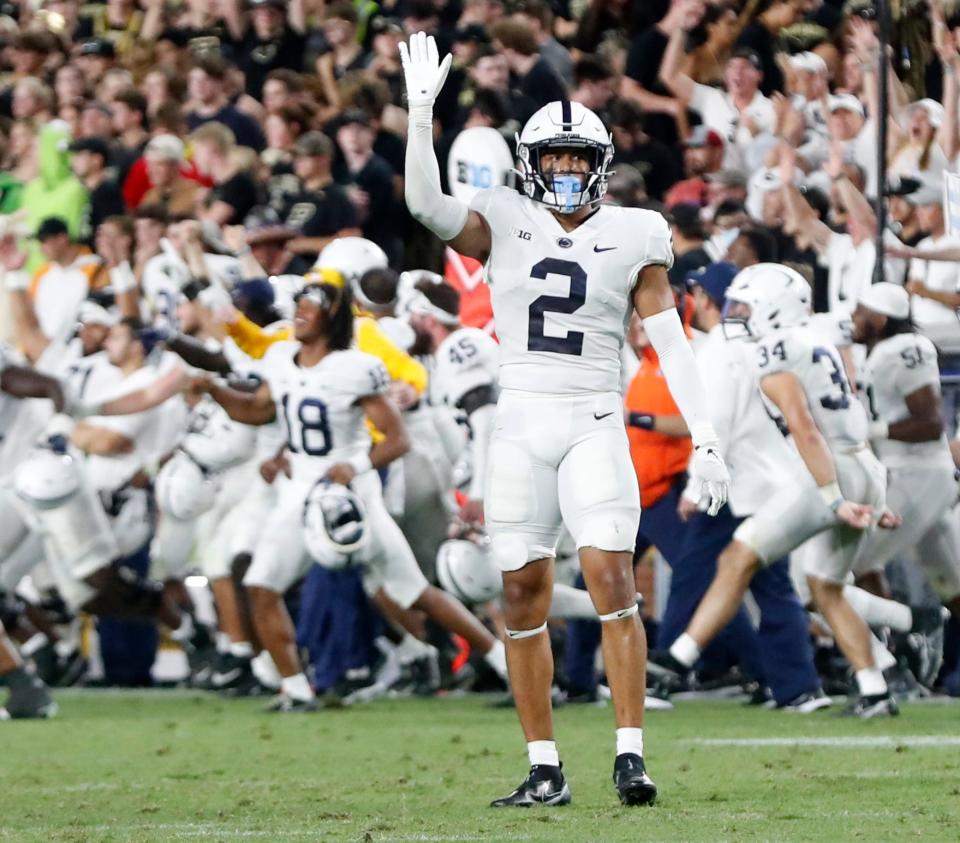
[228,0,308,99]
[490,19,567,111]
[67,138,126,246]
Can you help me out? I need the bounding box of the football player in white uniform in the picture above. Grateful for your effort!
[400,33,730,806]
[191,279,510,711]
[850,284,957,676]
[657,264,901,717]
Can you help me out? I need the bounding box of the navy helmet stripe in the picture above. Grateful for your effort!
[560,99,572,130]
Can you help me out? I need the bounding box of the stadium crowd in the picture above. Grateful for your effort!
[1,0,960,721]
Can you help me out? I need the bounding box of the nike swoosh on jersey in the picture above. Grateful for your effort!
[593,412,614,420]
[593,245,617,252]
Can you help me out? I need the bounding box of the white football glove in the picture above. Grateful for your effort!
[398,31,452,109]
[689,444,731,517]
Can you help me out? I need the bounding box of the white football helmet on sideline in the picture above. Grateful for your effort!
[14,446,81,510]
[722,263,811,341]
[436,538,501,604]
[303,480,368,569]
[516,101,614,214]
[315,237,388,285]
[155,451,221,520]
[181,400,257,473]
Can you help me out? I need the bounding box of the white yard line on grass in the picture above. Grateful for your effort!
[687,736,960,748]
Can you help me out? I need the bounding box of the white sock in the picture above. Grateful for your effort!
[670,633,701,668]
[170,613,194,643]
[843,586,912,632]
[616,727,644,758]
[280,672,315,701]
[855,667,888,697]
[527,740,560,767]
[869,631,897,671]
[215,631,232,654]
[395,633,433,665]
[484,640,509,680]
[229,641,254,659]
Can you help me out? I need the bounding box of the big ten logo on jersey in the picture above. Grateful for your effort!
[510,226,532,241]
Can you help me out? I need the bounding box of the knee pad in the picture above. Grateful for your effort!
[574,508,638,554]
[505,621,547,640]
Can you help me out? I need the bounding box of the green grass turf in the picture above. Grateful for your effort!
[2,691,959,842]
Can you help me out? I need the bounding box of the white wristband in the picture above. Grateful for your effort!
[868,420,889,440]
[817,481,843,510]
[109,261,137,294]
[2,269,30,292]
[348,453,373,476]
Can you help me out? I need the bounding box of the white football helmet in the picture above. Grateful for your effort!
[302,480,368,569]
[181,400,257,473]
[109,487,154,556]
[516,101,614,214]
[315,237,388,285]
[155,451,221,520]
[447,125,514,204]
[436,538,501,604]
[723,263,811,341]
[14,447,80,510]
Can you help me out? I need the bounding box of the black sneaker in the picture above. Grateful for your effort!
[776,688,832,713]
[647,651,690,697]
[911,606,948,634]
[841,692,899,718]
[210,653,252,691]
[490,764,571,807]
[612,753,657,806]
[1,673,57,720]
[265,693,318,713]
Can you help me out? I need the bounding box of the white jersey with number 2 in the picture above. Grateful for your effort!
[469,186,673,394]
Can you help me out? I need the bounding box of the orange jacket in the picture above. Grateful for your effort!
[625,305,694,508]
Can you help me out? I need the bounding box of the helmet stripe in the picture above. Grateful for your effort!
[560,99,572,131]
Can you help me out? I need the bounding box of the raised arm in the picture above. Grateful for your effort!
[658,13,697,103]
[632,261,729,514]
[779,144,833,254]
[0,364,65,411]
[400,33,491,262]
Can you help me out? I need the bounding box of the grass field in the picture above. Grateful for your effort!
[2,691,959,843]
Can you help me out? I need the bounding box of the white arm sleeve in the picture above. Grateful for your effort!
[643,308,718,447]
[405,105,469,241]
[467,402,495,500]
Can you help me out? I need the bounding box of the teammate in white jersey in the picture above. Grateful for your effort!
[657,264,901,717]
[850,284,958,669]
[191,280,510,711]
[400,32,730,807]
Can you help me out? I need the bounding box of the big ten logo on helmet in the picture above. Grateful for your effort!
[456,160,495,189]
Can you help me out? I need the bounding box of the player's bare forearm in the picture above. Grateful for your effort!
[99,366,190,416]
[71,423,134,456]
[166,334,231,375]
[208,381,276,426]
[888,386,945,442]
[0,365,64,411]
[363,394,411,468]
[761,371,837,487]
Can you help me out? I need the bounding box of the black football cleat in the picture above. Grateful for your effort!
[265,692,318,713]
[647,651,690,697]
[490,764,571,807]
[840,692,899,718]
[1,673,57,720]
[613,753,657,806]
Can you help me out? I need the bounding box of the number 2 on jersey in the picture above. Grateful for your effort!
[281,395,331,456]
[812,347,850,411]
[527,258,586,356]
